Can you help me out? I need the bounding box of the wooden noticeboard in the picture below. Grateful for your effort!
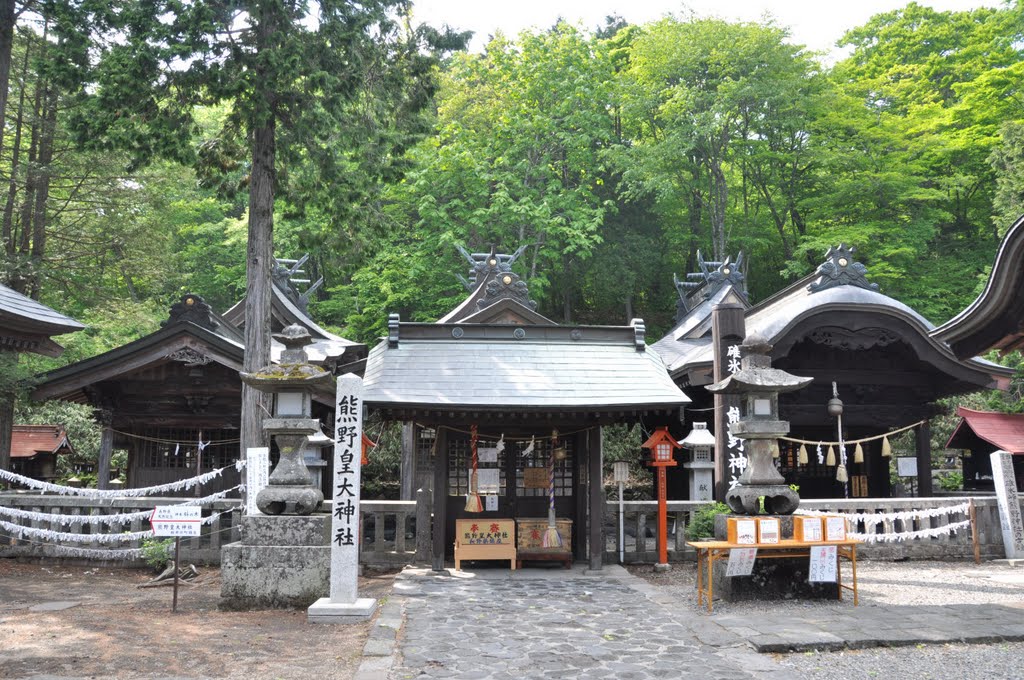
[454,519,516,570]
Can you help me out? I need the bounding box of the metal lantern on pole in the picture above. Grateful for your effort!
[612,461,630,565]
[641,427,679,571]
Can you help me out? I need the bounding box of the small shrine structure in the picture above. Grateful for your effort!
[0,283,83,473]
[653,246,1013,500]
[363,246,690,569]
[32,259,364,491]
[8,425,75,482]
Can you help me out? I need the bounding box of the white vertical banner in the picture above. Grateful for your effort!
[245,447,270,516]
[331,374,363,603]
[991,450,1024,559]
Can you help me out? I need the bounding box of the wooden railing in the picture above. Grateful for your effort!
[603,496,1015,564]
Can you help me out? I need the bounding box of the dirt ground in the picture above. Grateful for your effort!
[0,559,396,680]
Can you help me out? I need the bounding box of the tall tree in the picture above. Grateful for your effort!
[63,0,462,458]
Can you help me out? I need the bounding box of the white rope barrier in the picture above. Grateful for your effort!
[0,486,241,526]
[0,510,231,545]
[797,502,972,543]
[0,459,246,498]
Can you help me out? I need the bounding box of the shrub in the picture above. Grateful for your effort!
[686,501,730,541]
[141,537,174,571]
[938,470,963,492]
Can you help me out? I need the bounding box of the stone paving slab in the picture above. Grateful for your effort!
[389,563,1024,679]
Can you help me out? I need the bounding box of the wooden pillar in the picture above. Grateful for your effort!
[916,420,933,497]
[432,426,449,571]
[588,426,604,570]
[400,421,416,501]
[0,351,16,477]
[97,407,114,490]
[711,303,745,502]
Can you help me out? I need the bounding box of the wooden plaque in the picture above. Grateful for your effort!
[523,467,549,489]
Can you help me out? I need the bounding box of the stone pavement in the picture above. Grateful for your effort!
[370,563,1024,680]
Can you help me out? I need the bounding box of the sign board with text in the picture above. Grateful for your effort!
[150,506,201,537]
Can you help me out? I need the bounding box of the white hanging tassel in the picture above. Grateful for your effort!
[835,463,849,483]
[854,442,864,464]
[881,435,892,457]
[826,445,836,466]
[771,440,780,458]
[798,444,808,465]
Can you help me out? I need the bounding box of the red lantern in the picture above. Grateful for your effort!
[640,427,679,569]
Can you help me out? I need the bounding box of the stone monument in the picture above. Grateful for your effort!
[991,450,1024,559]
[220,325,333,609]
[308,373,378,623]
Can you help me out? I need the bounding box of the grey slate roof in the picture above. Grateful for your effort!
[0,283,84,335]
[363,323,690,413]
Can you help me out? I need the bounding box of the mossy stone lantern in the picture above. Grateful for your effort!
[240,324,333,515]
[706,333,812,515]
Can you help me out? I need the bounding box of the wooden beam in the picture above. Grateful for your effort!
[432,426,449,571]
[588,427,603,570]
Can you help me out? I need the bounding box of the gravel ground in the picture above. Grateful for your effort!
[630,559,1024,679]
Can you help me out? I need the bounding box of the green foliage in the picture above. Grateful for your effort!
[141,537,174,571]
[686,502,730,541]
[938,470,964,492]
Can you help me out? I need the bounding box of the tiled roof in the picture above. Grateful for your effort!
[363,323,690,413]
[947,407,1024,455]
[10,425,74,459]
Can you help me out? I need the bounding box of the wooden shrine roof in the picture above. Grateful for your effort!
[932,215,1024,358]
[651,246,1013,401]
[0,283,84,356]
[10,425,75,459]
[947,407,1024,455]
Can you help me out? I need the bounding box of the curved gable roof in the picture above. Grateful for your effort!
[932,214,1024,358]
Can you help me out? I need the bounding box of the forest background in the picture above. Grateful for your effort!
[2,1,1023,490]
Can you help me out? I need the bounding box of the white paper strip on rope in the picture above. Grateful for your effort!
[847,520,971,543]
[0,510,231,545]
[0,486,240,527]
[796,503,970,526]
[0,460,245,498]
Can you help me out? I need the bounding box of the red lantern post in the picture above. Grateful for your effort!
[641,427,679,570]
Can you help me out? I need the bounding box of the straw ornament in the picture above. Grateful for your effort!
[854,442,864,464]
[798,443,808,465]
[881,436,892,457]
[826,445,836,466]
[835,463,849,484]
[542,428,562,548]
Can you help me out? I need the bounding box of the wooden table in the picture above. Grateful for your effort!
[686,539,860,613]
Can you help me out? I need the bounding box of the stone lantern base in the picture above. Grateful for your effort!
[220,514,330,610]
[725,484,799,515]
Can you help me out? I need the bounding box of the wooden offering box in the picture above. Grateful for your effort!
[455,518,516,570]
[727,517,757,545]
[794,516,823,542]
[516,518,572,569]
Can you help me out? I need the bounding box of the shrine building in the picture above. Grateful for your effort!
[653,245,1013,501]
[362,246,690,569]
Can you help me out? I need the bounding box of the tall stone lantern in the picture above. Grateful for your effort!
[240,324,332,515]
[706,333,812,515]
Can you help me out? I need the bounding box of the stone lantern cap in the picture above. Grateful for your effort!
[678,422,716,448]
[239,324,334,392]
[706,333,812,395]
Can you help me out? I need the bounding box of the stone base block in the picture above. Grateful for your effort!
[711,556,838,602]
[240,514,329,546]
[307,597,378,624]
[220,543,329,610]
